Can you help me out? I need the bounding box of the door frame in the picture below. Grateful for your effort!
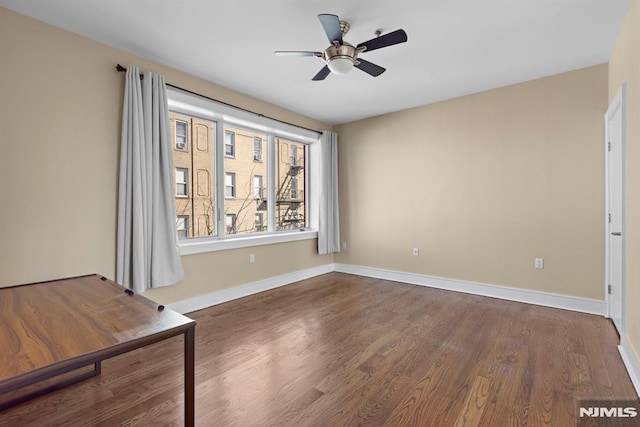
[604,84,626,332]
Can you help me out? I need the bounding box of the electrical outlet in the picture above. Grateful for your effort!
[249,253,255,263]
[412,248,419,256]
[342,242,347,250]
[535,258,544,269]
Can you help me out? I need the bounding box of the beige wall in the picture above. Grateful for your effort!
[0,7,332,302]
[609,0,640,370]
[335,64,608,300]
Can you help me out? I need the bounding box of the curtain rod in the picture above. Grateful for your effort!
[115,64,321,135]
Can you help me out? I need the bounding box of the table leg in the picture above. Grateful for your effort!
[184,326,195,427]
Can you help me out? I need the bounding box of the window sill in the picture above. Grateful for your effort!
[178,229,318,256]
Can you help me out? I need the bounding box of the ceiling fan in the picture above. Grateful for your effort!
[275,14,408,81]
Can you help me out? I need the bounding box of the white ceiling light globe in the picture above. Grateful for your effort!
[327,57,354,74]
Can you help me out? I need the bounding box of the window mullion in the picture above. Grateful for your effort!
[267,134,276,232]
[215,121,225,236]
[304,144,310,229]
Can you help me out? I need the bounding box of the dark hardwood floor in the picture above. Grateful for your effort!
[0,272,636,426]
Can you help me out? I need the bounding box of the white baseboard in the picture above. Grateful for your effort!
[334,263,606,316]
[619,337,640,397]
[167,263,335,314]
[168,261,605,316]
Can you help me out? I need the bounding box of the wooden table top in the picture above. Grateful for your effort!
[0,274,194,386]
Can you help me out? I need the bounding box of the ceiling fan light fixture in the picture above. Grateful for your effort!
[327,56,355,74]
[274,13,408,81]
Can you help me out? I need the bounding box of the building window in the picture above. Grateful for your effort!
[225,131,235,157]
[226,214,236,234]
[176,215,189,239]
[225,172,236,198]
[254,137,262,162]
[254,175,263,199]
[175,120,188,151]
[290,145,298,166]
[255,213,264,231]
[175,168,188,196]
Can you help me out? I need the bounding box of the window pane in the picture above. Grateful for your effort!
[276,138,306,230]
[175,120,188,150]
[225,131,235,157]
[253,137,262,162]
[255,213,264,231]
[253,175,263,199]
[171,112,216,238]
[225,214,236,234]
[176,215,189,239]
[175,168,188,196]
[225,172,235,198]
[224,126,269,235]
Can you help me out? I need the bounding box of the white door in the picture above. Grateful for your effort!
[605,85,626,334]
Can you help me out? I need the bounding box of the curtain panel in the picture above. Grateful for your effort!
[117,65,184,292]
[318,130,341,255]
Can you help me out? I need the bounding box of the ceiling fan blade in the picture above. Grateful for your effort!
[318,14,343,44]
[274,51,322,57]
[312,65,331,81]
[355,59,386,77]
[357,29,408,52]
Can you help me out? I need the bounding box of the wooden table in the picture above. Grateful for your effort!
[0,274,196,426]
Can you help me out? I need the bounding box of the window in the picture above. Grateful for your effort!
[175,120,188,151]
[175,168,188,196]
[255,213,264,231]
[176,216,189,239]
[225,131,235,157]
[225,172,236,198]
[223,127,268,236]
[277,139,306,230]
[253,137,262,161]
[167,87,318,251]
[254,175,263,199]
[226,214,236,234]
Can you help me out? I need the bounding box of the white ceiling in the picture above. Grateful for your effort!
[1,0,632,125]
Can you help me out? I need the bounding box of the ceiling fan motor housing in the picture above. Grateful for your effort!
[323,43,364,74]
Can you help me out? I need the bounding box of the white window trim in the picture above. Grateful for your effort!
[179,230,318,255]
[167,87,320,255]
[167,88,319,144]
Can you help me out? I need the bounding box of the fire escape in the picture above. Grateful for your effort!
[255,157,304,229]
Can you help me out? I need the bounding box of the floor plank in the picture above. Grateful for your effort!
[0,272,636,426]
